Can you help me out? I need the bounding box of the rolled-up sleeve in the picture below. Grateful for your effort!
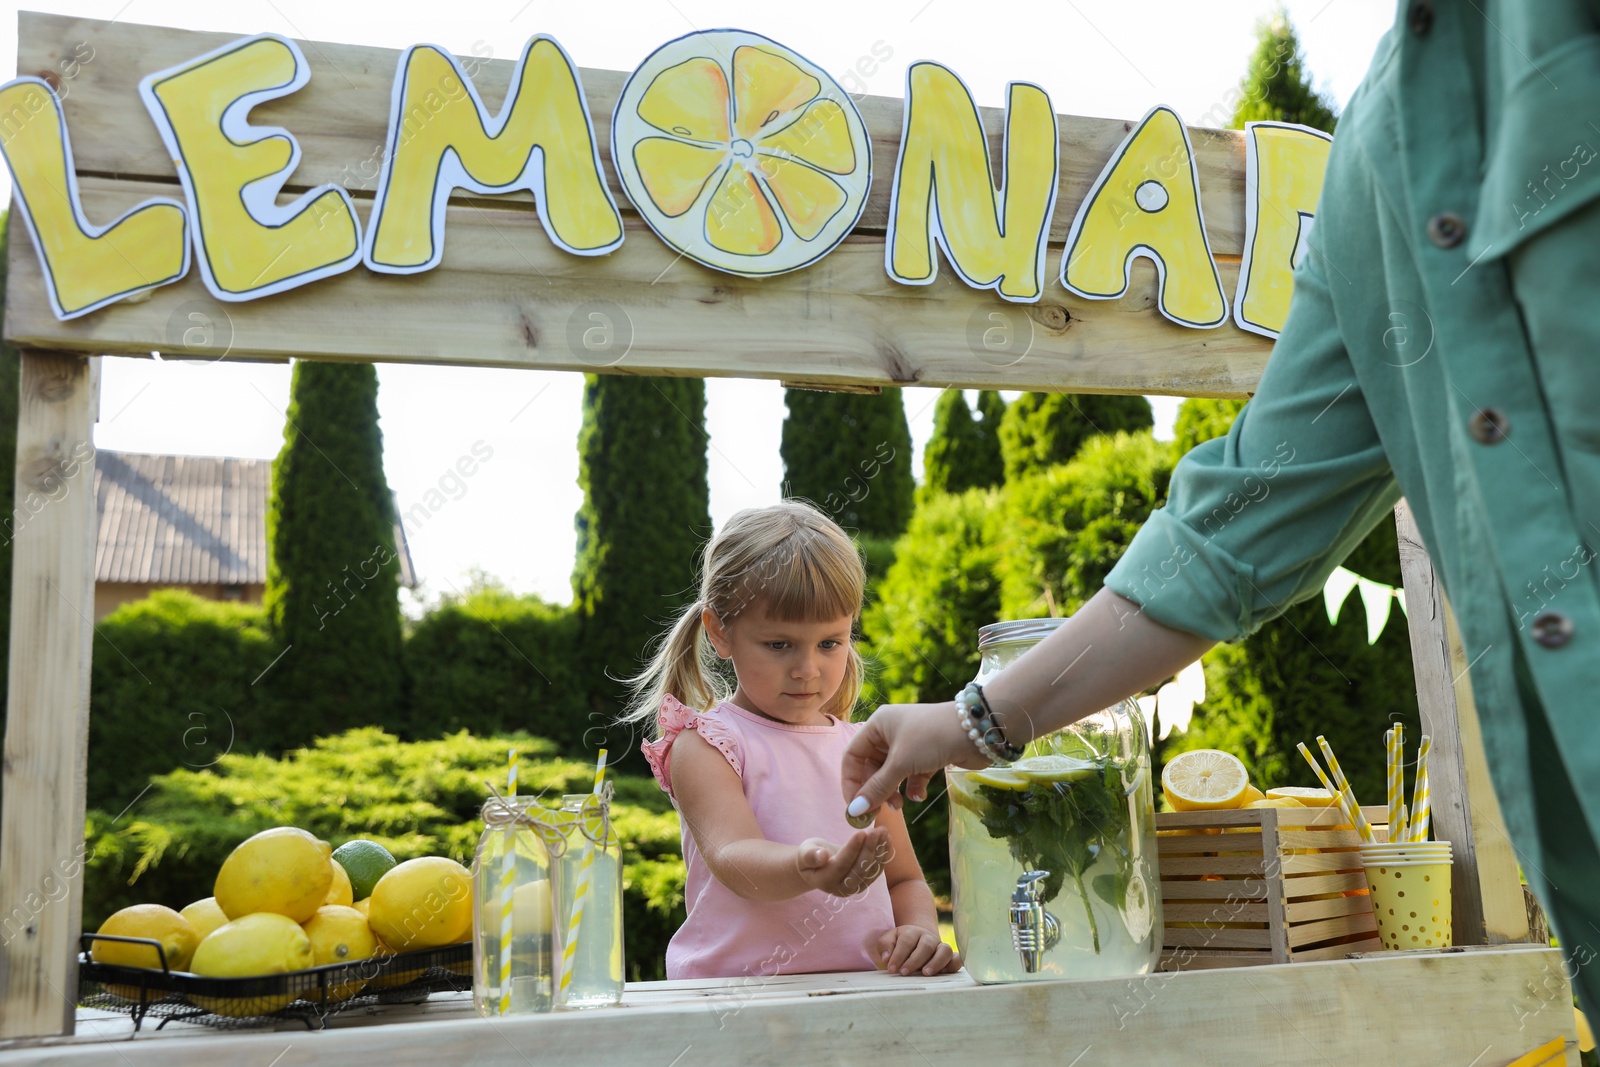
[1105,242,1400,641]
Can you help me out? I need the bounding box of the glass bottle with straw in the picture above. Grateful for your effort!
[472,749,562,1017]
[555,750,625,1009]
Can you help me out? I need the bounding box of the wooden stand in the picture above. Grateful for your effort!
[0,12,1580,1063]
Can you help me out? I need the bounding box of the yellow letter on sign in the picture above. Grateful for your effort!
[0,77,188,320]
[887,63,1058,303]
[1061,106,1225,328]
[1233,121,1332,338]
[365,37,623,272]
[140,34,361,301]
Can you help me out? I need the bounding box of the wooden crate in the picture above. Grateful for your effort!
[1157,805,1388,970]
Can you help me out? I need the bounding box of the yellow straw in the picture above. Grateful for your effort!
[498,749,517,1014]
[1387,726,1404,843]
[1297,743,1366,840]
[1412,736,1432,843]
[559,749,608,997]
[1314,736,1375,842]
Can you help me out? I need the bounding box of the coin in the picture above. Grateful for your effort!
[846,808,876,830]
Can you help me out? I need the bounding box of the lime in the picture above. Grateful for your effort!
[1010,755,1099,783]
[966,768,1033,791]
[333,840,397,901]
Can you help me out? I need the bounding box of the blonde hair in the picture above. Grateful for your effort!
[621,499,867,734]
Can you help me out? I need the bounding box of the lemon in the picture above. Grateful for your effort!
[965,768,1033,791]
[1266,786,1340,807]
[1239,784,1267,806]
[190,912,314,1017]
[324,860,354,908]
[367,857,473,953]
[215,827,335,924]
[1011,755,1099,783]
[302,905,378,1003]
[179,897,230,945]
[92,905,197,1000]
[1246,798,1304,809]
[352,898,371,919]
[333,840,397,902]
[1577,1006,1594,1053]
[1161,749,1250,811]
[612,30,872,276]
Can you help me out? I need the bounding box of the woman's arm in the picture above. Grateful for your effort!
[842,586,1215,812]
[671,728,890,901]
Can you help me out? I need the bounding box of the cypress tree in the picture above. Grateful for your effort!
[1231,9,1338,131]
[573,375,710,725]
[973,390,1007,487]
[264,361,404,740]
[998,392,1152,481]
[780,389,913,538]
[921,390,987,497]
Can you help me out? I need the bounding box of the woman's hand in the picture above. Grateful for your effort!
[840,702,986,815]
[794,828,891,897]
[872,925,962,976]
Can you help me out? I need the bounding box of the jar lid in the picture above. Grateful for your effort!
[978,617,1066,649]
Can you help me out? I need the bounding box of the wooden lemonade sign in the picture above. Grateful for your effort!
[1,15,1328,394]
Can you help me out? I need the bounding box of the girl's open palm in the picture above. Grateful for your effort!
[795,827,891,897]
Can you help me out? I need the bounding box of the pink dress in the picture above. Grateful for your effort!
[642,696,897,980]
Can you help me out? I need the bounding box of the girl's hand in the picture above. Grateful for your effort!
[872,925,962,977]
[794,828,890,897]
[840,702,987,816]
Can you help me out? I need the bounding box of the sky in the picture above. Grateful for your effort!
[0,0,1394,609]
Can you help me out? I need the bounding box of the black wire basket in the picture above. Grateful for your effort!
[77,932,473,1031]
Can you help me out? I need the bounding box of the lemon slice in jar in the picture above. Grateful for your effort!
[1010,755,1099,783]
[965,768,1033,791]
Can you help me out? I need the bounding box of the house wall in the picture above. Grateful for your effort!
[93,582,266,620]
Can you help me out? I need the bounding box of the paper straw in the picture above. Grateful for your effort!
[559,749,608,996]
[1315,736,1376,842]
[1412,735,1432,843]
[498,749,516,1014]
[1394,801,1409,847]
[1386,729,1400,843]
[1296,743,1365,839]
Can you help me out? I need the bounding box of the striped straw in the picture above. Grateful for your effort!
[498,749,517,1014]
[559,749,608,997]
[1297,743,1366,840]
[1315,736,1375,842]
[1412,735,1432,843]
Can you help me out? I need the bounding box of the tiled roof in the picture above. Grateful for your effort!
[94,451,417,589]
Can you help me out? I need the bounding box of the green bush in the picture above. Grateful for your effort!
[996,431,1176,619]
[87,591,283,814]
[401,583,591,753]
[998,393,1153,482]
[781,388,915,538]
[83,728,685,981]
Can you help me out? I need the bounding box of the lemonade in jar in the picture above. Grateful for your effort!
[947,619,1161,983]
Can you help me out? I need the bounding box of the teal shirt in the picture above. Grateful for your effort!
[1106,0,1600,930]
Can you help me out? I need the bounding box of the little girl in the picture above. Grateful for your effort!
[626,500,959,981]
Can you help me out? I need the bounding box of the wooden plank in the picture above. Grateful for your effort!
[1286,894,1373,924]
[16,13,1251,252]
[1158,855,1265,877]
[4,175,1271,395]
[1280,852,1366,876]
[1158,831,1264,854]
[0,353,100,1040]
[1163,926,1274,950]
[1283,873,1369,899]
[1262,809,1291,964]
[1278,830,1365,849]
[1159,949,1272,970]
[1289,913,1378,950]
[1290,938,1383,962]
[1161,878,1269,901]
[1394,502,1531,945]
[1162,902,1270,924]
[2,951,1569,1065]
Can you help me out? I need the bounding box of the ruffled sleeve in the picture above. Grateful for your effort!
[640,695,743,798]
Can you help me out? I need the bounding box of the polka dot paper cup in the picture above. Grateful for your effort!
[1362,847,1453,950]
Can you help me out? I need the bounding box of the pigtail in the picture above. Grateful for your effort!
[620,598,728,735]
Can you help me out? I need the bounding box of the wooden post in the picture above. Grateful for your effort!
[1393,502,1530,945]
[0,352,100,1040]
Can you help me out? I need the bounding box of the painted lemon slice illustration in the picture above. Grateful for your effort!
[612,29,872,276]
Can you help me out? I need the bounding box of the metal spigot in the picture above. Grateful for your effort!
[1009,870,1060,973]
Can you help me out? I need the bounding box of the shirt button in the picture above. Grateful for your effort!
[1408,1,1434,35]
[1531,612,1574,649]
[1468,408,1510,444]
[1427,212,1467,248]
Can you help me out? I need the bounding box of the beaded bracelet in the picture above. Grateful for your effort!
[955,682,1025,763]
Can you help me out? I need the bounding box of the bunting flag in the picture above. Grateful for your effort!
[1323,565,1406,644]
